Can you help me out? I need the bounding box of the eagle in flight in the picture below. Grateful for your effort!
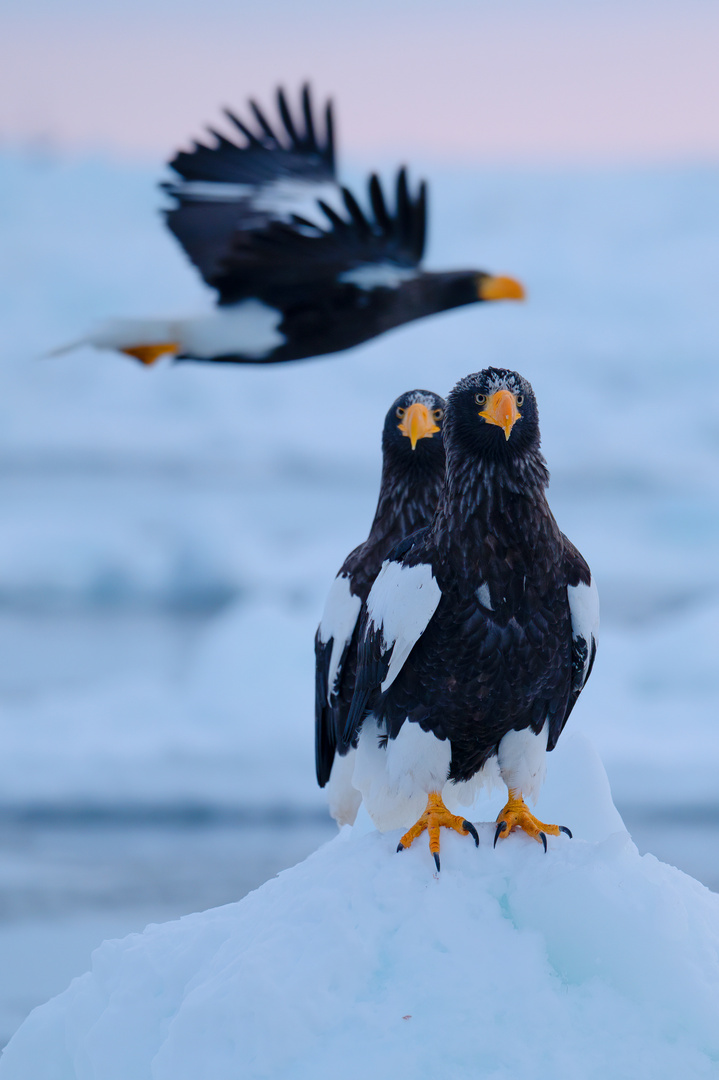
[60,86,525,366]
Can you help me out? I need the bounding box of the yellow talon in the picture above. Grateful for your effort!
[494,790,571,851]
[397,792,479,870]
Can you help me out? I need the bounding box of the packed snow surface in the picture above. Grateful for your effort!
[1,735,717,1080]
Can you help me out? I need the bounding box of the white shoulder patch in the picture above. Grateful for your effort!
[568,575,599,684]
[168,181,255,202]
[476,582,493,610]
[318,574,363,703]
[253,178,344,225]
[366,559,441,692]
[168,178,344,227]
[338,263,419,290]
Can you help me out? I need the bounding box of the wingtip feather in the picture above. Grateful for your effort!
[325,100,336,172]
[276,86,298,145]
[223,106,261,146]
[249,98,278,144]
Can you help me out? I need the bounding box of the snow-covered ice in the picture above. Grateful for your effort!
[1,735,717,1080]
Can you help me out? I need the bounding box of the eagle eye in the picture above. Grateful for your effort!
[475,394,486,405]
[432,408,444,421]
[396,407,406,419]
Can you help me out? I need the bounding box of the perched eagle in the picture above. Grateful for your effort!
[62,86,525,366]
[315,390,446,826]
[343,368,599,869]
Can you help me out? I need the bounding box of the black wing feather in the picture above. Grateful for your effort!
[162,85,427,305]
[341,186,370,236]
[248,99,280,144]
[164,84,336,286]
[314,634,337,787]
[323,100,336,173]
[205,127,236,152]
[547,537,596,748]
[318,200,347,231]
[208,172,427,306]
[301,85,317,153]
[166,84,334,185]
[342,602,395,750]
[396,168,410,241]
[413,182,427,263]
[223,107,263,147]
[369,174,391,233]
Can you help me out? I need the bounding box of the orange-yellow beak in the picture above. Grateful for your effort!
[398,403,440,450]
[478,389,521,440]
[477,275,526,302]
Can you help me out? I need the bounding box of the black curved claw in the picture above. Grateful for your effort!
[539,831,548,853]
[463,821,480,847]
[493,820,508,848]
[559,825,573,839]
[397,842,405,853]
[433,852,441,872]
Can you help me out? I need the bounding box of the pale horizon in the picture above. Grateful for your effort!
[2,0,719,165]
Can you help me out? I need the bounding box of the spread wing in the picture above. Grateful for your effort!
[314,572,363,787]
[343,555,441,747]
[163,85,336,285]
[162,85,427,306]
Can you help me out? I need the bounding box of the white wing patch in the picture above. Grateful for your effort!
[168,181,255,201]
[338,263,420,290]
[568,576,600,687]
[318,573,363,703]
[168,178,344,227]
[366,560,442,693]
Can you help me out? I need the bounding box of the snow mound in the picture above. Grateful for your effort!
[1,735,717,1080]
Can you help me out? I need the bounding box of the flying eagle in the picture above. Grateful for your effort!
[343,368,599,869]
[315,389,446,826]
[62,86,525,366]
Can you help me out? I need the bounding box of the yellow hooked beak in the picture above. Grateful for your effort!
[398,402,440,450]
[478,389,521,440]
[477,275,526,302]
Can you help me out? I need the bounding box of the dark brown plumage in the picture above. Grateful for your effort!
[343,368,598,861]
[314,390,446,818]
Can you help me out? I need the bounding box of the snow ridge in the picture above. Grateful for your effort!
[1,736,718,1080]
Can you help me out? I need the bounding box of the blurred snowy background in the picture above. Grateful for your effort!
[1,0,718,1051]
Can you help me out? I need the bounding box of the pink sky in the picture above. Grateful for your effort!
[2,1,718,163]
